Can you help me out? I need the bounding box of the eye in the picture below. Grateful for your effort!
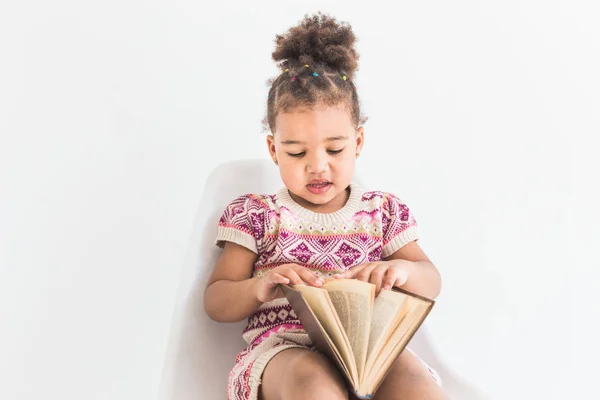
[327,148,345,155]
[287,152,305,157]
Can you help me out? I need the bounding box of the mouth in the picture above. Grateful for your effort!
[306,180,332,194]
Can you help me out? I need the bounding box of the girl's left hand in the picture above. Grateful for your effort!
[334,260,413,296]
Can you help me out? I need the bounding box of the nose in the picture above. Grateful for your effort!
[306,151,329,174]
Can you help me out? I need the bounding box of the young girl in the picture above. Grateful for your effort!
[204,12,447,400]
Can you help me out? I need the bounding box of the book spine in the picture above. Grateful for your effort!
[353,390,373,399]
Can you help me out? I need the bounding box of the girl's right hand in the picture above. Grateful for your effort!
[254,263,323,303]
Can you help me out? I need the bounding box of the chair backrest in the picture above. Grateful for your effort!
[160,159,285,400]
[159,158,436,399]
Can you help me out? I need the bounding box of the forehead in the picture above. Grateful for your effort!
[275,105,354,140]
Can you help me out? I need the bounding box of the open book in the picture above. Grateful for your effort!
[281,279,434,399]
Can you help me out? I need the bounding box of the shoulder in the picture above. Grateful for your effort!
[216,193,277,250]
[360,190,408,211]
[218,193,277,230]
[221,193,276,213]
[362,190,418,256]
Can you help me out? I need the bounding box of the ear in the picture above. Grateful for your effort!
[355,126,364,156]
[266,134,278,164]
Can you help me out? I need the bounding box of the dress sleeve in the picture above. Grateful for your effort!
[381,193,419,258]
[215,194,266,254]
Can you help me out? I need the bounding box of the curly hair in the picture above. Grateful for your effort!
[262,12,368,133]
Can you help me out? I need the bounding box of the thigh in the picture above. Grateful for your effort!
[259,348,348,400]
[373,350,447,400]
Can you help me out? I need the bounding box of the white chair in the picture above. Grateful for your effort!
[159,158,490,400]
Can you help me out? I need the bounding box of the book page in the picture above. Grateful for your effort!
[364,290,409,373]
[294,285,359,385]
[362,298,431,394]
[322,279,374,383]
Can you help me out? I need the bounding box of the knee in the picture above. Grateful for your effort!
[287,352,348,399]
[390,350,433,380]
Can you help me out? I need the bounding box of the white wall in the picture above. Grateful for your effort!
[1,1,598,399]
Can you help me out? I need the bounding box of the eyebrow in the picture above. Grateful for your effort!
[281,135,349,145]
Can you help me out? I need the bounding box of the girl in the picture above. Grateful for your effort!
[204,12,447,400]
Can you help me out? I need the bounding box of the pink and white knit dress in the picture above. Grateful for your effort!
[215,183,441,400]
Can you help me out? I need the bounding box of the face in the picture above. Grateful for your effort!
[267,105,364,212]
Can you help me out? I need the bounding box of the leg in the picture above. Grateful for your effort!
[372,350,448,400]
[259,348,349,400]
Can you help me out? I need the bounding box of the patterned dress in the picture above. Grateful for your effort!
[215,184,441,400]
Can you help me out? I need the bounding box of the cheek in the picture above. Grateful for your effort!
[335,155,356,177]
[335,153,356,167]
[279,163,304,183]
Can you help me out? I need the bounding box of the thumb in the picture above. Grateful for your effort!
[394,272,409,287]
[267,273,290,286]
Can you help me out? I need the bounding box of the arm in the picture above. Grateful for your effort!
[380,193,441,299]
[204,242,325,322]
[383,240,442,300]
[204,241,263,323]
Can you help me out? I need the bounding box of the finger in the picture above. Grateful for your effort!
[394,272,409,288]
[335,267,357,279]
[382,269,396,291]
[269,273,290,286]
[335,262,372,279]
[356,263,378,282]
[297,268,323,287]
[370,264,388,296]
[257,274,289,302]
[283,270,304,286]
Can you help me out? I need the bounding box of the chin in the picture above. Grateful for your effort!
[304,187,342,204]
[305,195,333,205]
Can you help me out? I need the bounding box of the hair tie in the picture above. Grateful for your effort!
[291,76,296,81]
[312,72,318,77]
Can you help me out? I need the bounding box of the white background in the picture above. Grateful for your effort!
[1,1,599,399]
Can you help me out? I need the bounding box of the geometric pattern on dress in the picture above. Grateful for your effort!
[255,229,383,272]
[228,342,256,400]
[243,303,300,338]
[253,216,408,278]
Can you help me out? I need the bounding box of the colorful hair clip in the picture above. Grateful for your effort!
[304,64,309,68]
[313,72,319,77]
[342,75,347,81]
[291,76,297,81]
[285,68,289,72]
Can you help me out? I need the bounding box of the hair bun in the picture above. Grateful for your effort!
[272,12,359,79]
